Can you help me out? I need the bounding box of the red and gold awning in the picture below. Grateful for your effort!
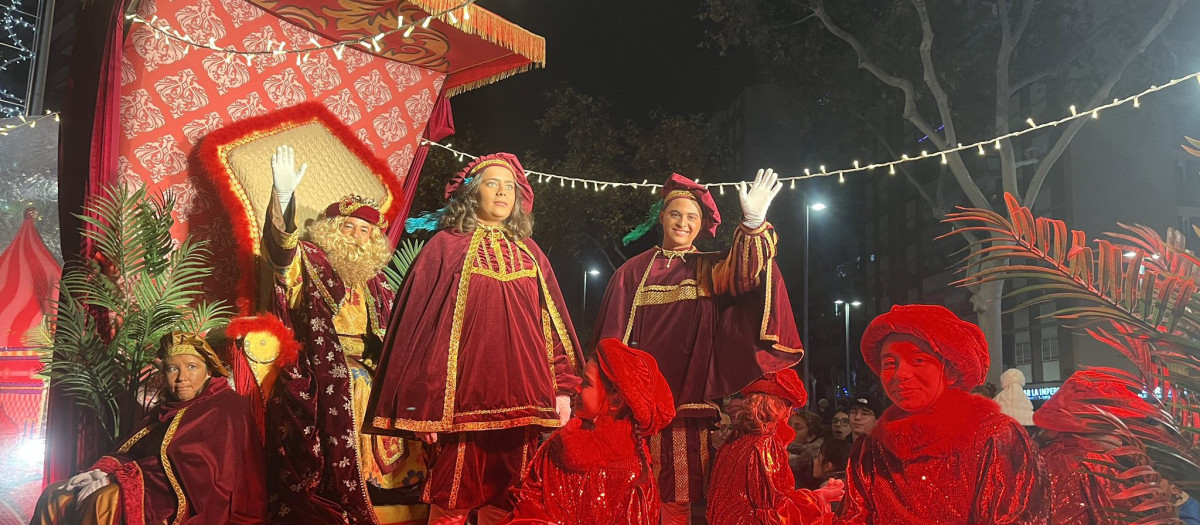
[246,0,544,96]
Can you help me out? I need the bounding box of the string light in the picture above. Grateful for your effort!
[124,0,475,59]
[418,69,1200,192]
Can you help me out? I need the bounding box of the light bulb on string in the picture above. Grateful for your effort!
[940,152,947,164]
[889,165,896,175]
[463,6,471,20]
[1092,109,1099,119]
[853,160,860,169]
[1069,105,1077,116]
[790,179,796,190]
[977,144,985,155]
[448,10,458,23]
[404,26,415,38]
[994,140,1001,150]
[1133,97,1140,108]
[839,173,845,184]
[422,17,432,28]
[804,168,811,176]
[1026,118,1036,128]
[820,165,826,174]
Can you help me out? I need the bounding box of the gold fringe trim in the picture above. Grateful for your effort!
[407,0,545,96]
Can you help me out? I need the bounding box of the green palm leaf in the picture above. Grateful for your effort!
[383,238,426,290]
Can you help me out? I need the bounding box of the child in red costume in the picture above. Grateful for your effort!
[838,305,1048,525]
[502,338,676,525]
[707,368,843,525]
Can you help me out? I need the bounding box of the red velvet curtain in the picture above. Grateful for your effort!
[388,91,454,245]
[46,0,127,486]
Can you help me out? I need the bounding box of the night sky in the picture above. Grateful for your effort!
[448,1,756,153]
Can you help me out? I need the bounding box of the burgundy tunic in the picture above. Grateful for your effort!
[591,222,803,420]
[365,226,581,435]
[707,432,829,525]
[837,390,1048,525]
[91,379,267,525]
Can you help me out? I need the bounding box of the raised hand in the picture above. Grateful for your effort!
[738,168,783,228]
[271,145,308,209]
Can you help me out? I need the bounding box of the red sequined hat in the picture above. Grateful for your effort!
[321,195,387,230]
[661,173,721,238]
[596,338,676,436]
[445,152,534,213]
[1033,370,1161,434]
[742,368,807,407]
[861,304,989,390]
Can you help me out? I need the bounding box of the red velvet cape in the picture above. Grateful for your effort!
[92,379,267,525]
[365,227,582,435]
[1036,434,1123,525]
[264,239,395,525]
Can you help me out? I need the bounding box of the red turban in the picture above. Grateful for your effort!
[861,305,989,390]
[321,195,387,230]
[445,152,534,213]
[661,173,721,239]
[742,368,807,407]
[596,338,676,436]
[1033,370,1161,434]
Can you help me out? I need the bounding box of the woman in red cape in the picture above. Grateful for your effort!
[501,338,676,525]
[364,153,581,525]
[708,368,841,525]
[31,332,266,525]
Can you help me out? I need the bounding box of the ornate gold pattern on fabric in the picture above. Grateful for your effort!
[456,405,557,417]
[281,255,304,309]
[300,249,341,315]
[622,261,657,344]
[439,228,484,429]
[663,190,698,203]
[672,423,688,502]
[332,286,368,337]
[280,230,300,250]
[634,279,713,307]
[162,344,203,360]
[161,407,189,525]
[372,415,563,433]
[650,432,663,473]
[117,426,153,455]
[541,308,558,392]
[465,158,513,178]
[449,433,467,508]
[521,238,580,372]
[699,429,711,492]
[676,402,720,412]
[344,370,375,510]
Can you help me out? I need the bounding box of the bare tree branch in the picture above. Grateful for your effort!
[911,0,959,145]
[995,0,1034,196]
[1023,0,1184,205]
[809,0,990,209]
[1009,22,1111,95]
[581,231,621,272]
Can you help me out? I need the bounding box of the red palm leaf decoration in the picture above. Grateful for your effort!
[942,192,1200,496]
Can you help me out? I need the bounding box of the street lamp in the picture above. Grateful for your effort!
[582,268,601,315]
[835,299,862,399]
[802,200,826,407]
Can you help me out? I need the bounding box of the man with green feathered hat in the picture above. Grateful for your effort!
[590,169,804,523]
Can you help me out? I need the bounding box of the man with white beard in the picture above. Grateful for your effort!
[261,145,413,525]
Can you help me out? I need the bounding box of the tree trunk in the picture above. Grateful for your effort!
[971,278,1005,384]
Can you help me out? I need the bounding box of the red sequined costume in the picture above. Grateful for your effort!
[1033,370,1161,525]
[838,305,1048,525]
[365,154,582,516]
[502,338,676,525]
[708,370,830,525]
[591,174,803,505]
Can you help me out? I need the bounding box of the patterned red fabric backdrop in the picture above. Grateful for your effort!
[118,0,445,298]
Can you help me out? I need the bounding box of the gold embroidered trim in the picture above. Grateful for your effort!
[676,402,720,411]
[161,407,189,525]
[471,267,537,282]
[448,433,466,508]
[455,405,556,417]
[634,280,712,307]
[440,229,485,427]
[371,415,563,433]
[517,239,580,372]
[622,260,658,344]
[280,230,300,250]
[699,429,711,492]
[542,308,558,392]
[300,249,341,315]
[672,423,688,502]
[117,425,153,454]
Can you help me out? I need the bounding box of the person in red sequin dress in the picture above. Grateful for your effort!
[501,338,677,525]
[707,368,842,525]
[364,153,582,525]
[1033,370,1161,525]
[837,305,1049,525]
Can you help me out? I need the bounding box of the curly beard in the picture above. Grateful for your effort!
[307,218,391,288]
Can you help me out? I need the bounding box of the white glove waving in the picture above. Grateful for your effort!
[271,145,308,211]
[65,469,102,490]
[739,168,782,229]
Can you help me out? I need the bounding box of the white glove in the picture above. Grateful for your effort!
[555,395,572,426]
[75,472,111,503]
[65,469,103,490]
[738,168,783,229]
[814,478,845,504]
[271,145,308,211]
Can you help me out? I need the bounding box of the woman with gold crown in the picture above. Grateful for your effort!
[29,332,267,525]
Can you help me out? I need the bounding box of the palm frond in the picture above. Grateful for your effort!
[383,238,426,290]
[946,192,1200,485]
